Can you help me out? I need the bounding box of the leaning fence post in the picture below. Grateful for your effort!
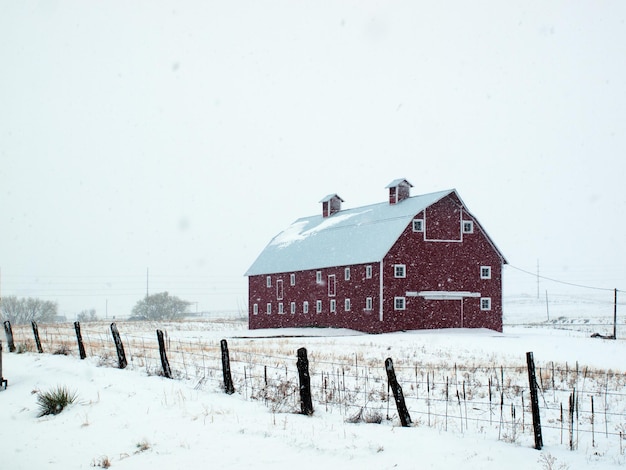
[526,351,543,450]
[157,330,172,379]
[220,339,235,394]
[74,321,86,359]
[297,347,313,416]
[385,357,412,427]
[3,321,15,353]
[0,340,7,390]
[110,323,127,369]
[31,321,43,353]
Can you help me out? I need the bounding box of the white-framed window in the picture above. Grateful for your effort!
[276,279,283,300]
[394,264,406,278]
[266,303,272,315]
[345,298,351,311]
[253,303,258,315]
[316,300,322,313]
[303,301,309,314]
[481,297,492,311]
[266,276,272,287]
[330,299,336,313]
[328,274,336,296]
[463,220,474,234]
[365,297,373,311]
[291,302,296,314]
[316,271,322,283]
[365,265,372,279]
[278,302,284,314]
[290,273,296,286]
[345,267,350,281]
[412,219,424,232]
[480,266,492,279]
[394,297,406,310]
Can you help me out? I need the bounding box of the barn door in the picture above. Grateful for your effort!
[328,275,336,296]
[276,279,283,300]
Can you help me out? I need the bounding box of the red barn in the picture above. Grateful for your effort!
[245,179,507,333]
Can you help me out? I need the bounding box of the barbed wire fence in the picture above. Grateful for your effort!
[4,319,626,456]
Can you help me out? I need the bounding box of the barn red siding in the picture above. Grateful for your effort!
[248,193,504,333]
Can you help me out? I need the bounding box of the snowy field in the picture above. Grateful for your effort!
[3,295,626,469]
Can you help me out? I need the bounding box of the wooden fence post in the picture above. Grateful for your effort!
[526,352,543,450]
[297,347,313,416]
[157,330,172,379]
[0,340,7,390]
[31,321,43,353]
[3,321,15,353]
[385,357,412,427]
[74,321,86,359]
[110,323,127,369]
[220,339,235,394]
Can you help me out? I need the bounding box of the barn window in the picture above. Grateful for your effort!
[266,303,272,315]
[365,297,373,311]
[316,300,322,313]
[290,273,296,286]
[316,271,322,283]
[290,302,296,314]
[481,297,492,311]
[266,276,271,288]
[303,301,309,314]
[365,265,372,279]
[345,298,351,311]
[345,267,350,281]
[480,266,492,279]
[463,220,474,234]
[394,264,406,278]
[394,297,406,310]
[328,274,336,296]
[278,302,284,314]
[330,299,336,313]
[276,279,283,300]
[412,219,424,232]
[253,303,258,315]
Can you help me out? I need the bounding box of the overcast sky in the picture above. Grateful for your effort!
[1,1,625,318]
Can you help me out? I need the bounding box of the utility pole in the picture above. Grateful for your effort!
[614,288,618,340]
[146,268,149,299]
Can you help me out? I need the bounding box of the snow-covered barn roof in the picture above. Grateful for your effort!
[246,189,457,276]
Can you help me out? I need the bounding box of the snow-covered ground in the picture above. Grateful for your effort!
[3,295,626,469]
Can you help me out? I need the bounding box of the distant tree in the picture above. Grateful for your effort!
[131,292,191,321]
[1,296,58,324]
[76,309,98,322]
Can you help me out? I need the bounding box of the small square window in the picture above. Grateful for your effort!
[365,265,372,279]
[480,266,492,279]
[253,303,258,315]
[316,300,322,313]
[345,267,351,281]
[290,302,296,314]
[290,273,296,286]
[278,302,284,314]
[266,303,272,315]
[316,271,322,283]
[330,299,336,313]
[463,220,474,234]
[345,298,351,311]
[412,219,424,232]
[365,297,373,311]
[481,297,492,311]
[266,276,272,287]
[394,297,406,310]
[303,301,309,314]
[394,264,406,278]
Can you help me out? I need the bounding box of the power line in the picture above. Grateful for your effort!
[506,264,621,292]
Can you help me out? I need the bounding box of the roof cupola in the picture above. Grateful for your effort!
[386,179,413,204]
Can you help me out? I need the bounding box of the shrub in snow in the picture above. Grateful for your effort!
[36,385,77,417]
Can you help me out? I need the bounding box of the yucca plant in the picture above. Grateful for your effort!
[36,386,77,417]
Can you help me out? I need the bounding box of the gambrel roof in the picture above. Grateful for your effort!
[247,189,469,276]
